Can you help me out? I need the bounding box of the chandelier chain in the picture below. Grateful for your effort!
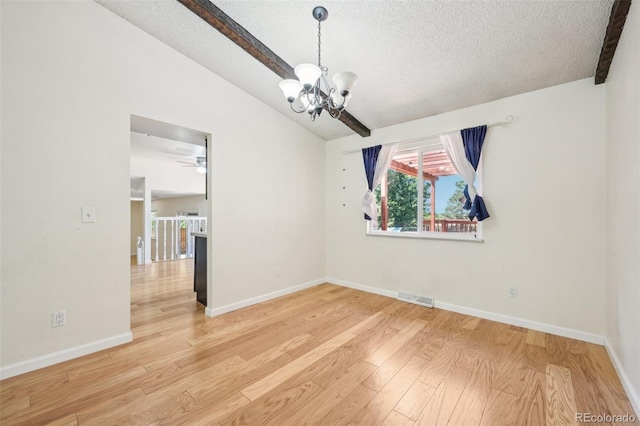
[317,19,322,67]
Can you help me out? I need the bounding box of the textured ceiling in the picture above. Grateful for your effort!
[97,0,613,140]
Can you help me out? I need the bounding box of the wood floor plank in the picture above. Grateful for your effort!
[0,395,31,419]
[228,381,323,426]
[254,310,353,359]
[6,365,148,425]
[362,328,431,392]
[527,329,548,348]
[187,334,310,404]
[42,412,78,426]
[176,321,293,370]
[480,388,519,426]
[146,355,247,395]
[546,364,578,425]
[515,369,546,426]
[394,380,436,421]
[1,259,635,425]
[4,375,146,426]
[524,342,549,373]
[171,392,249,426]
[382,410,416,426]
[75,387,146,423]
[486,322,526,362]
[364,320,426,366]
[1,370,70,401]
[417,345,464,388]
[462,316,481,330]
[314,384,377,426]
[240,329,356,401]
[562,351,611,420]
[294,361,377,424]
[81,388,196,426]
[416,330,445,360]
[414,365,472,426]
[448,358,493,424]
[582,344,638,420]
[347,355,430,425]
[492,333,529,396]
[310,323,399,389]
[283,311,371,359]
[461,319,496,361]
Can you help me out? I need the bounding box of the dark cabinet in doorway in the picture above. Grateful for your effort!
[193,234,207,306]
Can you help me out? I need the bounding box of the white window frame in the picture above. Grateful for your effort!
[366,143,483,242]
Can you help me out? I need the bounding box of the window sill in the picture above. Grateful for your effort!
[367,230,483,243]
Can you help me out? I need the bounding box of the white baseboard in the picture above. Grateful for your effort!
[326,277,604,345]
[327,277,397,299]
[0,332,133,380]
[604,337,640,417]
[205,278,326,317]
[433,300,603,344]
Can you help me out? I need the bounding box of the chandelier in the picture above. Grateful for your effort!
[278,6,358,121]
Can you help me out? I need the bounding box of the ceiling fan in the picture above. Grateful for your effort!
[177,156,206,174]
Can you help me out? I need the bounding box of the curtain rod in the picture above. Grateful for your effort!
[342,115,514,155]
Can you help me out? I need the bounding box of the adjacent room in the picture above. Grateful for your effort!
[1,0,638,424]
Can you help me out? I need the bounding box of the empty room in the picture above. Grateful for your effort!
[1,0,638,425]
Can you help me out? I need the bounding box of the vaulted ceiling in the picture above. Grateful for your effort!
[97,0,618,140]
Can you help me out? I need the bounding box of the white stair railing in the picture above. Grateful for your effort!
[153,216,207,262]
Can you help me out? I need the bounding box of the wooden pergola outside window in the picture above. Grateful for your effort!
[378,150,455,231]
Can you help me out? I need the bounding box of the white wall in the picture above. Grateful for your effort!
[0,1,325,374]
[605,2,640,412]
[152,195,206,218]
[130,201,144,255]
[326,79,606,336]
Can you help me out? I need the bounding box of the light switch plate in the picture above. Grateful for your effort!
[82,207,96,223]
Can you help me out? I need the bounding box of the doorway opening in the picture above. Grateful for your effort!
[129,115,211,317]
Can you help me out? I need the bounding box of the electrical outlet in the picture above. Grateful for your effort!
[274,268,281,278]
[52,310,67,327]
[509,287,518,298]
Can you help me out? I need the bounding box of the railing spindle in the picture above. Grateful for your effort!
[170,219,175,260]
[187,220,192,257]
[163,221,167,260]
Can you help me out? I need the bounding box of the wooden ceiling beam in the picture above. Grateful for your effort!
[176,0,371,137]
[595,0,632,84]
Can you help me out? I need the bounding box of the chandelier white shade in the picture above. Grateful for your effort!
[332,71,358,96]
[279,6,358,121]
[278,79,303,102]
[295,64,322,89]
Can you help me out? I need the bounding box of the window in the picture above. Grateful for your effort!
[368,143,482,241]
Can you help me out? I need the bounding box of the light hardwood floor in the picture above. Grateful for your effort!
[1,259,637,425]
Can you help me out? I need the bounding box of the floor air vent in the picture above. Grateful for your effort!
[398,292,434,308]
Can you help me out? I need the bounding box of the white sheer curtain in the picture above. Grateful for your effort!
[361,144,397,229]
[439,131,477,202]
